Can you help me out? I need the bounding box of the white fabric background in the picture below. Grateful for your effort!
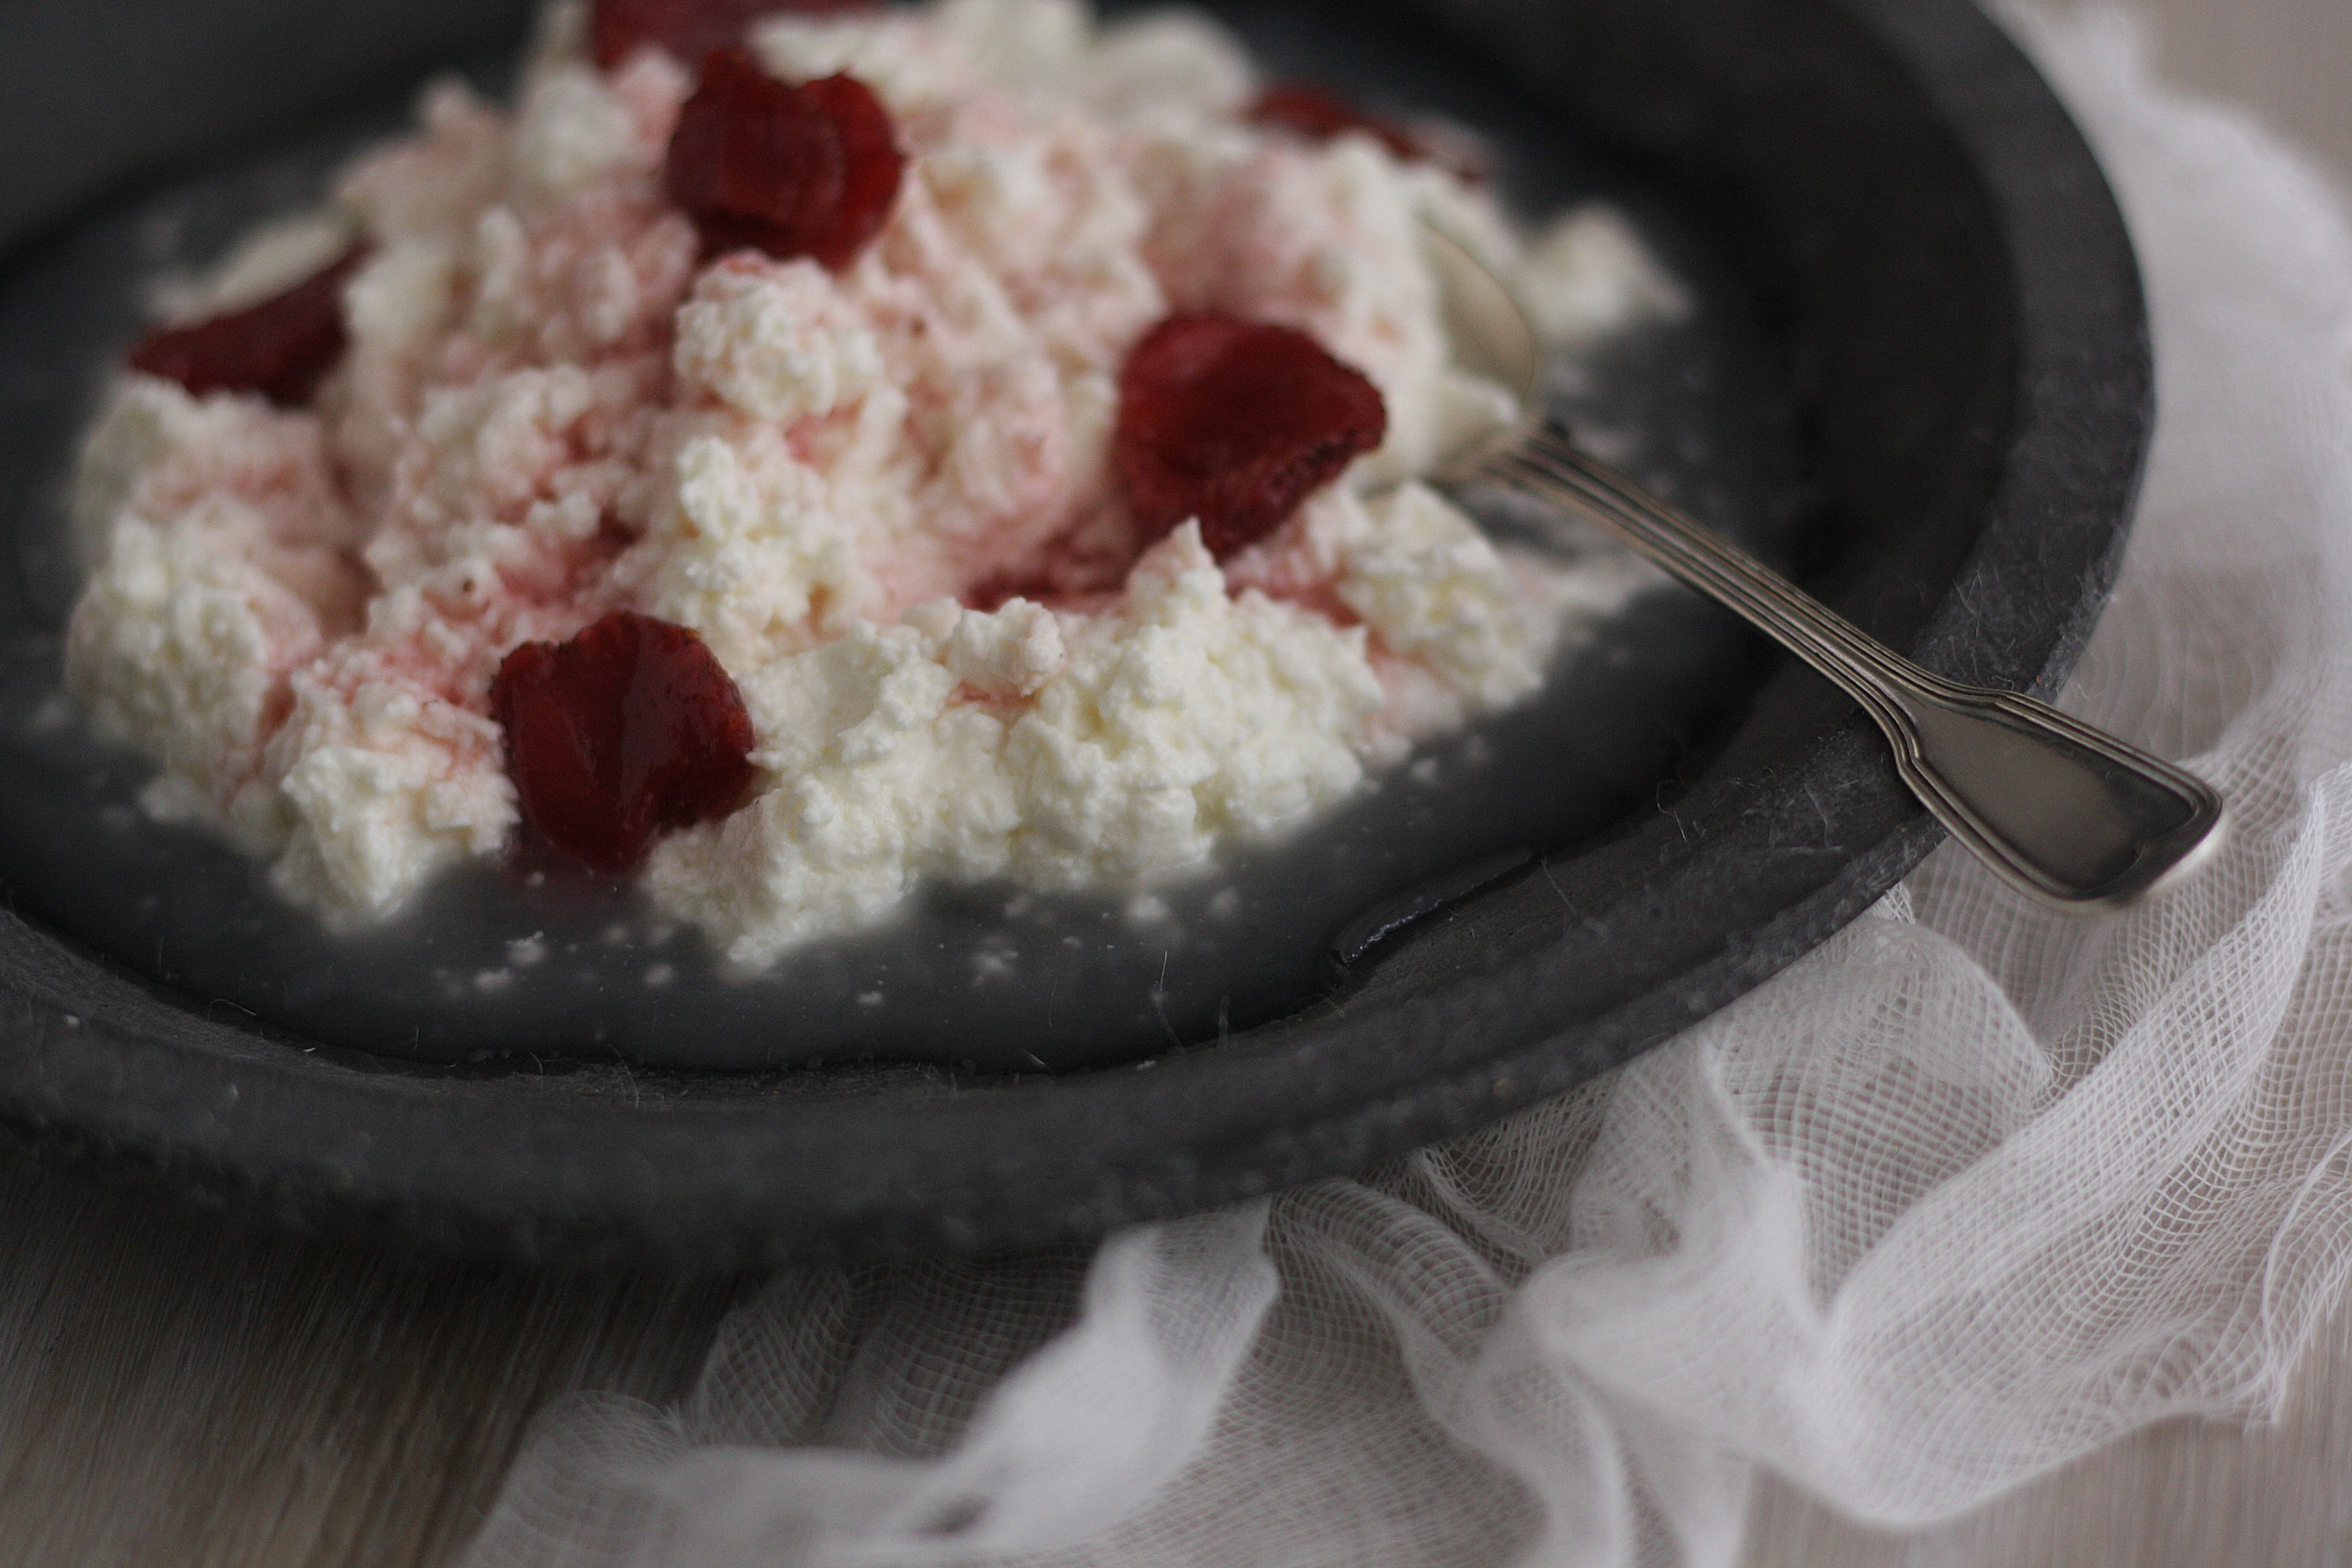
[456,10,2352,1565]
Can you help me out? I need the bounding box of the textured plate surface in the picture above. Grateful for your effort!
[0,0,2148,1267]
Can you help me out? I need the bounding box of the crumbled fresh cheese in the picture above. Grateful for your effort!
[1334,482,1557,709]
[671,259,886,424]
[264,665,517,923]
[631,429,872,671]
[71,505,330,841]
[648,526,1383,964]
[70,377,353,575]
[1074,10,1255,118]
[935,0,1093,94]
[1519,204,1690,346]
[65,0,1676,957]
[508,64,647,210]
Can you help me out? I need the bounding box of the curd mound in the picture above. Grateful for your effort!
[65,0,1684,965]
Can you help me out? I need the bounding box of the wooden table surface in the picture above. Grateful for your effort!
[4,4,2348,1564]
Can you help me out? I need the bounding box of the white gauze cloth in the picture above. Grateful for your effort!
[456,10,2352,1566]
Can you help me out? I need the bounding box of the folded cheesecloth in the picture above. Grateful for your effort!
[456,10,2352,1564]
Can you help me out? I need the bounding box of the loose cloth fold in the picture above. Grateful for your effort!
[459,10,2352,1566]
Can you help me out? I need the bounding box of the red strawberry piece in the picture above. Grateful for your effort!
[798,72,903,267]
[589,0,874,73]
[1114,312,1387,559]
[126,244,367,407]
[663,48,903,269]
[491,610,758,877]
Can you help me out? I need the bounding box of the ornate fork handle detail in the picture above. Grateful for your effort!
[1479,419,2227,910]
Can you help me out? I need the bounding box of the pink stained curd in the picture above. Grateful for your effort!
[65,0,1670,962]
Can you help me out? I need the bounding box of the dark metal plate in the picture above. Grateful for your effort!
[0,0,2148,1267]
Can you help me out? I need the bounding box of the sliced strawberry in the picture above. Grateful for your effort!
[491,611,757,877]
[1114,312,1387,559]
[127,245,367,407]
[798,72,903,270]
[663,49,903,269]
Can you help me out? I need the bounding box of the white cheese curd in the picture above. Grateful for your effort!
[648,524,1382,965]
[1519,203,1691,346]
[64,0,1679,958]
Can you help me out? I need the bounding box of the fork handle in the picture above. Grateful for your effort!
[1482,421,2226,910]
